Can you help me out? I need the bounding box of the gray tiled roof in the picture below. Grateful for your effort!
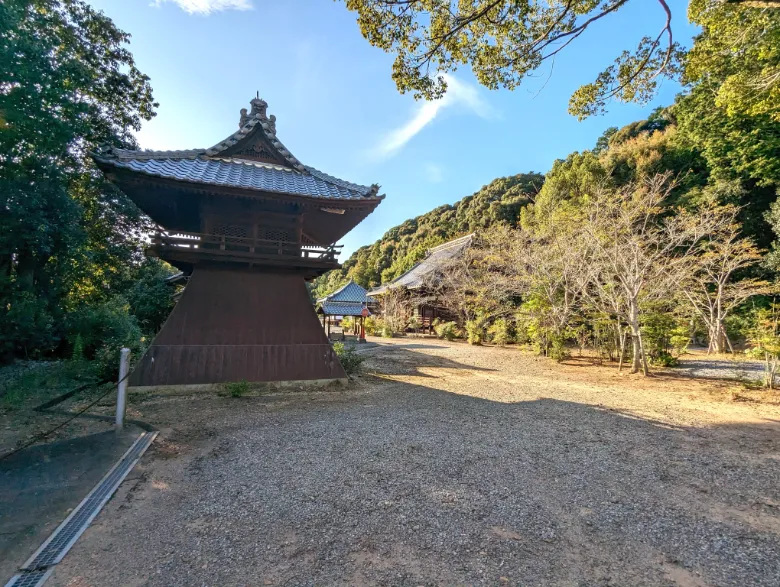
[368,234,473,296]
[320,302,370,317]
[98,156,378,201]
[317,280,374,304]
[93,98,383,202]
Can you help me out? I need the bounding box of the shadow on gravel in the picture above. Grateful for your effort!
[388,343,451,350]
[366,346,496,378]
[52,372,780,587]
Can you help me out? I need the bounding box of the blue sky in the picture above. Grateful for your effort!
[89,0,698,259]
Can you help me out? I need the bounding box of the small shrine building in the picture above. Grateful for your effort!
[316,281,375,339]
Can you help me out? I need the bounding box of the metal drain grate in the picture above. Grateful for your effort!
[4,570,52,587]
[4,431,157,587]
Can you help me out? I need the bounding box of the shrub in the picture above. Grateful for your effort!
[642,311,687,365]
[591,316,618,361]
[1,291,57,360]
[341,316,355,332]
[747,307,780,388]
[66,297,145,381]
[381,324,394,338]
[548,335,569,362]
[725,312,752,347]
[669,325,691,357]
[465,314,489,345]
[407,315,421,331]
[571,323,591,355]
[364,316,380,335]
[650,352,679,367]
[224,379,250,397]
[434,320,458,341]
[125,259,176,335]
[487,318,512,345]
[333,341,364,376]
[70,334,85,361]
[515,297,564,356]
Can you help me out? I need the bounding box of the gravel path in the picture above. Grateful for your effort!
[674,355,766,383]
[49,339,780,587]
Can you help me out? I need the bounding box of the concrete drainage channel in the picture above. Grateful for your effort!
[4,431,158,587]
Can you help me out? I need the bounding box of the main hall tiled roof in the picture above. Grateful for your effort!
[368,234,474,296]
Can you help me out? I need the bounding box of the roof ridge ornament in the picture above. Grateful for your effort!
[250,96,268,118]
[240,97,276,133]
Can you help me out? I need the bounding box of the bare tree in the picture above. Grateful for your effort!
[516,226,588,355]
[379,287,413,334]
[579,173,719,374]
[422,229,519,325]
[680,207,771,353]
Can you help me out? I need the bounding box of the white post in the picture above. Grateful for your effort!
[116,348,130,431]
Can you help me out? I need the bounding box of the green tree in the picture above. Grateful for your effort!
[124,260,177,335]
[686,0,779,124]
[342,0,685,118]
[675,1,779,189]
[0,0,157,359]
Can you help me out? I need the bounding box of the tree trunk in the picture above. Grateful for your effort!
[709,321,727,354]
[628,302,642,374]
[630,331,641,373]
[618,328,627,373]
[638,329,649,375]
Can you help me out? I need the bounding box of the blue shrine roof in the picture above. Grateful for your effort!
[317,281,374,316]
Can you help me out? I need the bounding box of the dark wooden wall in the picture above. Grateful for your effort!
[129,266,346,386]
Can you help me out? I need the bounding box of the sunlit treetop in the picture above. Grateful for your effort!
[342,0,689,119]
[342,0,780,119]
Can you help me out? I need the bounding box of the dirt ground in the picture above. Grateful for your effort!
[48,338,780,586]
[0,362,115,456]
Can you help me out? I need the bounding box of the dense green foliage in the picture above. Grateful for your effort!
[1,0,172,378]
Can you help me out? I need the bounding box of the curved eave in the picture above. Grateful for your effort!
[93,155,385,206]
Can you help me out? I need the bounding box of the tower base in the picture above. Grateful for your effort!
[128,267,347,387]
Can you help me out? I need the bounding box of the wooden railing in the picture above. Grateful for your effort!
[151,230,342,263]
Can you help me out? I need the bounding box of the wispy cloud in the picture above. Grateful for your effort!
[376,74,492,158]
[154,0,253,15]
[423,162,444,183]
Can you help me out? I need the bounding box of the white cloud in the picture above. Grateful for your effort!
[376,74,492,158]
[423,162,444,183]
[154,0,253,15]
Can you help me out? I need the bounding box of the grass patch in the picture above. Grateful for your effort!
[223,379,250,398]
[0,360,99,410]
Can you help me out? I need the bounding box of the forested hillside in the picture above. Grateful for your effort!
[314,101,779,300]
[316,2,779,305]
[312,173,544,297]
